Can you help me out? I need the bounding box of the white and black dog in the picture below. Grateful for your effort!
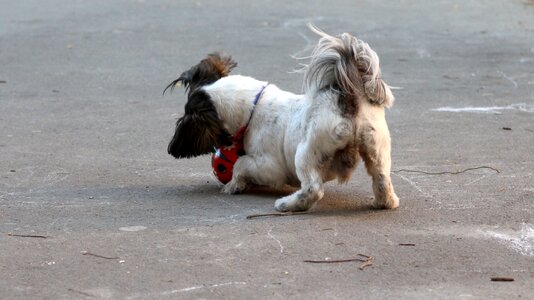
[165,26,399,212]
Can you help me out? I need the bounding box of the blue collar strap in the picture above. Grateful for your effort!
[247,84,268,126]
[253,84,268,106]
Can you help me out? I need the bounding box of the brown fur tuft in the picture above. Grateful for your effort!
[332,143,360,183]
[208,54,236,77]
[163,52,237,95]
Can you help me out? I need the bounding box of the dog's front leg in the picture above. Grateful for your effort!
[222,155,287,194]
[221,156,251,194]
[275,142,324,212]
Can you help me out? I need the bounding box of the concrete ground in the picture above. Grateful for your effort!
[1,0,533,299]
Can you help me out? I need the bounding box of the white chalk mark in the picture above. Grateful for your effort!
[426,204,476,210]
[392,173,432,198]
[44,168,70,186]
[161,282,247,295]
[119,225,147,232]
[267,227,284,253]
[210,282,246,288]
[465,174,491,186]
[47,206,65,233]
[228,214,241,224]
[162,286,202,294]
[482,224,534,257]
[497,71,518,88]
[432,103,534,113]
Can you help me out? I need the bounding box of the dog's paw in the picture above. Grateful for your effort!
[274,195,309,212]
[274,197,290,212]
[221,184,238,195]
[372,193,399,210]
[221,180,246,195]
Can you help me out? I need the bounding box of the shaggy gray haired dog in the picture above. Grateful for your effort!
[166,25,399,212]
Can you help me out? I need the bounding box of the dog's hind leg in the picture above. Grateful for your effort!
[274,141,325,212]
[359,121,399,209]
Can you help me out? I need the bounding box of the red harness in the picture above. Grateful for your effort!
[211,85,268,183]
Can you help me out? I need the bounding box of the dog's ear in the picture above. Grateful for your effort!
[168,90,232,158]
[163,68,195,95]
[355,42,395,107]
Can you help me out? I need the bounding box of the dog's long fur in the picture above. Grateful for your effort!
[166,26,399,212]
[164,53,237,158]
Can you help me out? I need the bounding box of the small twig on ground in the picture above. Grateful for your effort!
[246,211,311,219]
[491,277,514,282]
[67,288,95,297]
[304,253,374,270]
[393,166,500,175]
[357,253,372,259]
[359,260,373,270]
[81,251,119,260]
[399,243,416,246]
[7,233,48,239]
[357,254,373,270]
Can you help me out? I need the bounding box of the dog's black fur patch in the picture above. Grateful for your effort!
[166,53,237,158]
[168,90,232,158]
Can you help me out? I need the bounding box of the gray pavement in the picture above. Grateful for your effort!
[1,0,533,299]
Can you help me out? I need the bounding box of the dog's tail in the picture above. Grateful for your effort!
[304,25,394,111]
[163,52,237,95]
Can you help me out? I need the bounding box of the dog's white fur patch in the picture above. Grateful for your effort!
[172,27,399,212]
[207,30,397,211]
